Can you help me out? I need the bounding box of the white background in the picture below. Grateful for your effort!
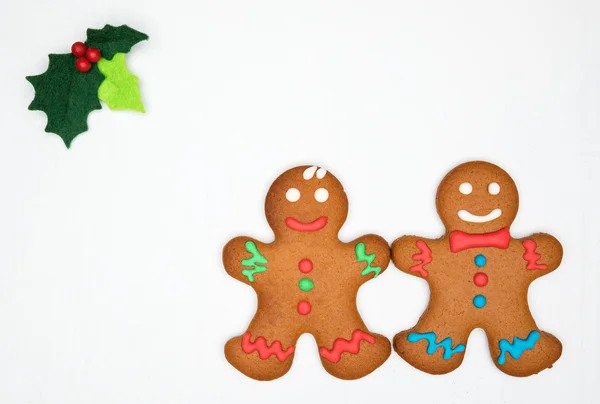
[0,0,598,403]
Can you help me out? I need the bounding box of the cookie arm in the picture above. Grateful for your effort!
[520,233,563,279]
[391,235,435,279]
[351,234,390,281]
[223,236,269,285]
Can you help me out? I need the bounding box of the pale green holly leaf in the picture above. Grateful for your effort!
[97,53,145,112]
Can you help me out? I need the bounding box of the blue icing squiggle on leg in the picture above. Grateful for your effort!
[497,330,540,365]
[407,332,466,360]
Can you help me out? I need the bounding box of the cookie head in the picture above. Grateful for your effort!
[436,161,519,233]
[265,166,349,238]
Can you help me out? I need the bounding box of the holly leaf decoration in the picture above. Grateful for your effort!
[26,54,104,148]
[27,24,148,148]
[86,25,148,60]
[97,53,145,112]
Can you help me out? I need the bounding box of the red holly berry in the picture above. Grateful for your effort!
[71,42,87,57]
[75,57,92,73]
[85,48,102,63]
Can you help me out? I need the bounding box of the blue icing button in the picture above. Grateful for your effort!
[473,294,487,308]
[474,254,486,267]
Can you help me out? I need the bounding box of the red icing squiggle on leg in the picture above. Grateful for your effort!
[319,330,376,363]
[410,240,432,277]
[522,240,547,270]
[241,332,295,361]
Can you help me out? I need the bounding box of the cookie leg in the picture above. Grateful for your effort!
[487,315,562,377]
[394,307,471,374]
[316,324,391,380]
[224,315,299,381]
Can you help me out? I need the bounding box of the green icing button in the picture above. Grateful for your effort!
[298,278,314,292]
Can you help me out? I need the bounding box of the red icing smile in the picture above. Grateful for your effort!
[285,217,328,232]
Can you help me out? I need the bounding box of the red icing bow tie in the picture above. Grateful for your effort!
[449,228,511,252]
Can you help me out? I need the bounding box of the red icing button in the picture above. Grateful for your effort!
[298,259,313,273]
[474,272,488,287]
[297,300,311,315]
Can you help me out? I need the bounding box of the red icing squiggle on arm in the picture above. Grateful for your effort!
[410,240,432,278]
[319,330,376,363]
[522,240,547,270]
[241,332,295,361]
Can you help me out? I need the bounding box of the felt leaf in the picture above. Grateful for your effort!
[97,53,145,112]
[86,25,148,60]
[26,54,104,148]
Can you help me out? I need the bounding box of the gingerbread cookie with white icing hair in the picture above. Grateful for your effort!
[223,165,391,380]
[392,161,563,377]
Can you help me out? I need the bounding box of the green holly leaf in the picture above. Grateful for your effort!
[26,54,104,148]
[86,25,148,60]
[97,53,145,112]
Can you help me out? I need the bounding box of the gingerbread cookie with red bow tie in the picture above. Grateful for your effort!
[223,165,391,380]
[392,161,563,377]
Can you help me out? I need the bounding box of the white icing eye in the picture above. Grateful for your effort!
[314,188,329,203]
[316,167,327,179]
[286,188,301,202]
[459,182,473,195]
[488,182,500,195]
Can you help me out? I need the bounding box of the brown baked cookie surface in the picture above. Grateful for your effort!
[392,161,563,377]
[223,165,391,380]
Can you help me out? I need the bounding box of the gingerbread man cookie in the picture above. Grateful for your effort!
[392,161,563,377]
[223,165,391,380]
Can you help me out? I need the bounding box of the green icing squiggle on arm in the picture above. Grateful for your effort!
[356,242,381,278]
[241,241,267,282]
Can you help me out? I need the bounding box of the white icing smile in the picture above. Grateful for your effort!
[458,209,502,223]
